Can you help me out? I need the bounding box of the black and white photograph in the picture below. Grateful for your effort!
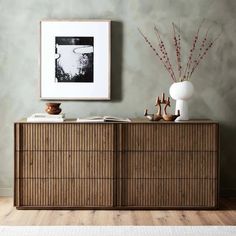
[55,37,94,83]
[40,20,111,100]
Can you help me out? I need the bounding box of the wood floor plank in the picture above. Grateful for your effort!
[0,197,235,225]
[150,210,171,225]
[178,211,204,226]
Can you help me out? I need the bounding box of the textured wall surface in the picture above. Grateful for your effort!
[0,0,235,196]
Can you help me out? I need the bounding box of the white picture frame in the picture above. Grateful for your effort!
[40,20,111,100]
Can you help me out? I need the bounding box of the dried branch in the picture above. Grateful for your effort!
[172,23,182,81]
[138,28,176,82]
[189,32,221,78]
[138,20,220,82]
[183,19,205,80]
[188,25,212,79]
[154,26,176,81]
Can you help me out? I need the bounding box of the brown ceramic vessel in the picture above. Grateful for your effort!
[45,103,62,115]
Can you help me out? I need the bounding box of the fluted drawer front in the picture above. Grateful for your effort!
[16,123,115,151]
[16,151,114,178]
[16,179,114,207]
[14,121,219,209]
[120,123,218,151]
[120,179,217,207]
[119,151,217,179]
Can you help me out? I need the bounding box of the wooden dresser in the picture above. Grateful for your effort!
[14,119,219,209]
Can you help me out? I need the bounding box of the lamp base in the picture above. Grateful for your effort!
[175,99,189,121]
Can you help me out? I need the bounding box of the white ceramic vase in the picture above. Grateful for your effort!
[169,81,194,121]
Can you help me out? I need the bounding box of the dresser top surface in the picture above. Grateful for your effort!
[16,118,218,124]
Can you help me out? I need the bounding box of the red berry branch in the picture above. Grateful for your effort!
[183,19,205,81]
[138,28,176,82]
[188,25,212,78]
[172,23,182,79]
[138,20,220,82]
[154,26,176,81]
[189,32,221,78]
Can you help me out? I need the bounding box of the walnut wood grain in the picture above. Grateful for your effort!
[14,121,219,209]
[16,151,114,179]
[119,123,218,151]
[16,123,115,151]
[118,151,217,179]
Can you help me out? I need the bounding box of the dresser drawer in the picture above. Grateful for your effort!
[16,151,115,178]
[119,178,217,208]
[15,123,115,151]
[15,178,114,207]
[120,123,218,151]
[118,151,217,179]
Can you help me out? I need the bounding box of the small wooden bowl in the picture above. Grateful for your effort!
[45,103,62,115]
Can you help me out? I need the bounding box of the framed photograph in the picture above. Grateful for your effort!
[40,20,111,100]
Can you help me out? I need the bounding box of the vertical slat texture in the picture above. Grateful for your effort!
[119,123,219,208]
[14,121,219,209]
[122,123,218,151]
[15,123,115,207]
[14,123,21,206]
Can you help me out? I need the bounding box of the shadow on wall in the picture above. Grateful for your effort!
[111,21,123,102]
[220,122,236,197]
[54,21,123,104]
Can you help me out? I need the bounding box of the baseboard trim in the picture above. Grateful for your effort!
[0,188,13,197]
[221,189,236,197]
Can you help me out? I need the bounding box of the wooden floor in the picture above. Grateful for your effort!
[0,198,235,225]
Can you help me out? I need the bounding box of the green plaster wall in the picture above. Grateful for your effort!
[0,0,235,196]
